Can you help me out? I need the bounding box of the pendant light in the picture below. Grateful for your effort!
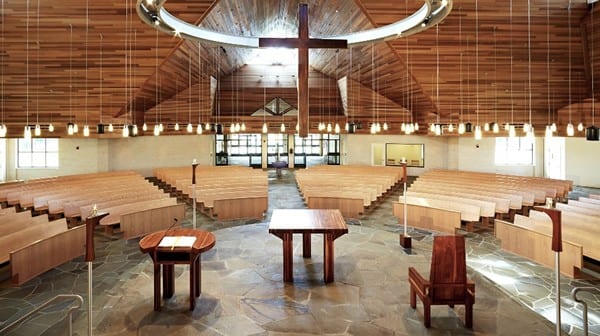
[24,0,31,139]
[458,7,465,135]
[435,25,442,136]
[132,124,138,135]
[33,0,42,136]
[544,0,553,139]
[0,0,5,137]
[526,0,535,138]
[82,0,90,137]
[121,5,129,138]
[108,123,114,132]
[566,1,574,136]
[474,0,482,140]
[586,4,598,141]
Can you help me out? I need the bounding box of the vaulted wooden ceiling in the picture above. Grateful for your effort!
[0,0,598,137]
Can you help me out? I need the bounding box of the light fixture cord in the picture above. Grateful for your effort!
[527,0,532,127]
[475,0,479,126]
[591,3,595,125]
[85,0,88,126]
[100,34,103,124]
[69,24,72,124]
[494,26,497,124]
[36,0,40,125]
[546,0,551,125]
[568,1,572,124]
[436,24,440,124]
[459,7,463,123]
[26,0,30,127]
[510,0,515,125]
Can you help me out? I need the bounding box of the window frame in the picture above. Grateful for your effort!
[17,138,59,169]
[494,137,535,166]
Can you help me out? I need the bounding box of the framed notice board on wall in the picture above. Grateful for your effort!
[385,143,424,167]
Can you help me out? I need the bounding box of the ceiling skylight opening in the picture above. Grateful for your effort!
[246,48,298,65]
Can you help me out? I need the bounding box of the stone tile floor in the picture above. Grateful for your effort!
[0,169,598,335]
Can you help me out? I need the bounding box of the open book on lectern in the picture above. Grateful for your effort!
[158,236,197,249]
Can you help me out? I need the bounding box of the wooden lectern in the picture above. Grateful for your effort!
[139,228,215,311]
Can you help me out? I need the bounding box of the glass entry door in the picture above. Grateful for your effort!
[215,134,262,167]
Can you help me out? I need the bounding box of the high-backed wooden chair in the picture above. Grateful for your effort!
[408,235,475,328]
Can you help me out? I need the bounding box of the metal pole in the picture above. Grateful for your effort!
[555,251,561,336]
[403,180,407,236]
[192,184,197,229]
[88,261,93,336]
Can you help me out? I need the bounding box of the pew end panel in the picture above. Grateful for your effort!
[306,196,364,219]
[392,202,462,235]
[120,203,186,240]
[10,224,86,285]
[494,219,583,278]
[212,196,267,221]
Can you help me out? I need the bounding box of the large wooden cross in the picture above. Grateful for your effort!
[259,4,347,137]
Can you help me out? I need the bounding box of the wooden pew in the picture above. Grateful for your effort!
[578,197,600,205]
[0,218,68,264]
[98,198,180,235]
[556,203,600,216]
[589,194,600,200]
[10,224,85,285]
[392,202,461,234]
[397,195,481,231]
[528,210,600,261]
[0,214,51,237]
[566,199,600,212]
[495,216,582,278]
[120,203,186,240]
[0,211,33,226]
[406,190,496,228]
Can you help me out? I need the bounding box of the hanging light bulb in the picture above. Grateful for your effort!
[545,125,553,138]
[280,123,285,133]
[153,124,160,136]
[108,123,114,132]
[550,122,557,133]
[458,122,465,134]
[83,125,90,137]
[158,123,164,132]
[229,123,235,133]
[345,122,349,131]
[401,123,406,132]
[0,125,6,137]
[174,123,180,131]
[334,123,340,133]
[509,125,516,138]
[492,122,500,133]
[370,123,376,134]
[429,123,435,132]
[67,123,74,135]
[435,124,442,136]
[408,123,415,134]
[196,124,202,134]
[142,122,148,131]
[523,122,531,133]
[448,123,454,132]
[48,123,54,132]
[414,123,419,131]
[504,122,510,131]
[34,124,41,136]
[326,123,332,133]
[484,122,490,131]
[241,123,246,132]
[205,122,211,131]
[566,123,574,136]
[132,124,138,135]
[186,123,193,133]
[122,124,129,137]
[577,122,584,132]
[23,126,31,139]
[73,123,78,133]
[474,125,482,140]
[383,122,388,131]
[295,123,299,132]
[375,123,381,133]
[262,122,268,133]
[235,122,241,132]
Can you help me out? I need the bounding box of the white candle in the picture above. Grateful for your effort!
[192,158,197,165]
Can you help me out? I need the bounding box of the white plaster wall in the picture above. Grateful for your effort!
[447,137,459,170]
[456,137,544,177]
[108,134,214,177]
[344,134,449,176]
[6,138,109,180]
[565,137,600,187]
